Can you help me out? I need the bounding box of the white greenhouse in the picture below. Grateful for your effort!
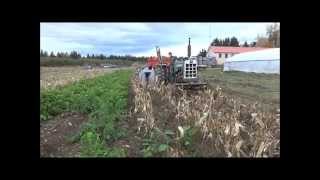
[223,48,280,74]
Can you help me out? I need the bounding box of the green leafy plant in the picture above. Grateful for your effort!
[141,129,174,157]
[41,70,133,157]
[80,131,108,156]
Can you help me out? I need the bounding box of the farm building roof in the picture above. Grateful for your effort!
[208,46,268,54]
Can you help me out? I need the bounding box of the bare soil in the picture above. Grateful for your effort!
[40,112,89,157]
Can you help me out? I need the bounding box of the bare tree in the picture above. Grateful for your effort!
[256,35,272,47]
[255,23,280,48]
[266,23,280,47]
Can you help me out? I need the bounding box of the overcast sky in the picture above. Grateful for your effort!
[40,22,278,57]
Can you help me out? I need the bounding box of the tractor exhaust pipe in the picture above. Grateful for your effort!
[188,37,191,58]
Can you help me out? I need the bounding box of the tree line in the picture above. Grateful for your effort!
[40,50,82,59]
[210,37,256,47]
[40,50,148,61]
[198,37,253,57]
[208,23,279,48]
[199,23,280,56]
[211,37,240,47]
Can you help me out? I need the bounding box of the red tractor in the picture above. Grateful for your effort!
[146,55,172,69]
[142,39,207,89]
[146,48,174,83]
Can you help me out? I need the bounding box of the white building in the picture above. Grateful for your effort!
[207,46,267,65]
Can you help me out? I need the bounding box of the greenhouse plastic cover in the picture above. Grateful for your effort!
[223,48,280,74]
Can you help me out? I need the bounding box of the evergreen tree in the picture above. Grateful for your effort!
[70,51,81,59]
[57,52,63,57]
[225,38,230,46]
[243,41,249,47]
[211,38,220,46]
[50,51,55,57]
[222,39,226,46]
[198,49,207,57]
[215,38,219,46]
[250,42,257,47]
[230,37,239,47]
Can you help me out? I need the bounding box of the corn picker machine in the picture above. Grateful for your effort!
[144,38,207,90]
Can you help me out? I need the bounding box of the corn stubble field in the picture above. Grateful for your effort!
[40,66,280,157]
[40,66,132,90]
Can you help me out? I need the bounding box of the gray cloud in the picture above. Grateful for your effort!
[41,23,277,56]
